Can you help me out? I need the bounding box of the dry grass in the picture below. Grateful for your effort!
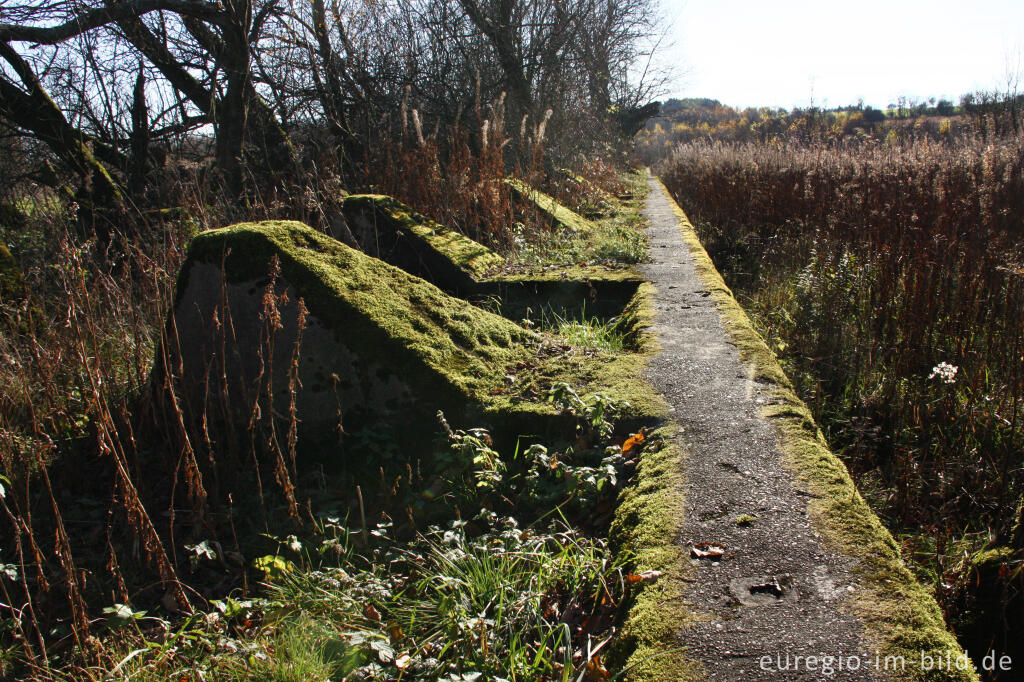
[0,101,641,677]
[658,133,1024,616]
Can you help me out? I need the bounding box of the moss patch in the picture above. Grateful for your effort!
[341,194,504,293]
[594,273,697,681]
[653,177,978,681]
[506,178,596,233]
[608,425,702,682]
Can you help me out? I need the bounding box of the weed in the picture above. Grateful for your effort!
[537,305,628,353]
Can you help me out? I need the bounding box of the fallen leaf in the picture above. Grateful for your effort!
[690,542,726,560]
[622,431,646,457]
[627,569,664,583]
[395,653,411,669]
[586,656,611,680]
[364,604,381,621]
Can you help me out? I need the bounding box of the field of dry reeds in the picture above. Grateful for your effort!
[658,132,1024,660]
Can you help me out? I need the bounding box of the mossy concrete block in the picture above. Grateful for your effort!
[160,220,535,455]
[505,178,595,233]
[340,194,503,295]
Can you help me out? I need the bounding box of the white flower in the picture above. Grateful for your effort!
[929,362,958,384]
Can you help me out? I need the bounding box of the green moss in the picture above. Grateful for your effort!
[591,281,698,680]
[183,220,533,421]
[971,546,1016,566]
[341,194,504,281]
[591,283,667,424]
[653,177,978,681]
[608,425,702,682]
[476,283,667,453]
[506,178,596,233]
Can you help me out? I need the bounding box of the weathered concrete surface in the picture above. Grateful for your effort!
[641,177,880,680]
[158,220,534,456]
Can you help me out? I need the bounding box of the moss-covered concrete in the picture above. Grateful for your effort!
[162,219,663,463]
[340,194,504,295]
[506,177,596,233]
[588,281,668,426]
[477,280,667,445]
[563,238,694,680]
[608,424,702,681]
[654,177,978,681]
[163,220,536,457]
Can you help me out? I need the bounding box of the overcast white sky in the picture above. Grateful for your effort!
[655,0,1024,110]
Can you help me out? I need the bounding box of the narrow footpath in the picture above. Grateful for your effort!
[639,176,879,680]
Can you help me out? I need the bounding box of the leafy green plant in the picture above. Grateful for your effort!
[214,517,632,681]
[548,382,625,444]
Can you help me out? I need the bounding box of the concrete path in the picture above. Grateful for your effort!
[640,176,881,680]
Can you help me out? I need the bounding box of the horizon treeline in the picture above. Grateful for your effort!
[637,89,1024,161]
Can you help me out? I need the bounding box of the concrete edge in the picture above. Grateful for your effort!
[608,420,704,681]
[607,238,703,680]
[650,177,979,681]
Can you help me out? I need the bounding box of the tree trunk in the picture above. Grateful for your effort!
[0,42,124,208]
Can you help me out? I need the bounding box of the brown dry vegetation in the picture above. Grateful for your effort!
[657,119,1024,674]
[0,117,657,679]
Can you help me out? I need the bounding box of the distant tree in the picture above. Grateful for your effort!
[862,106,886,124]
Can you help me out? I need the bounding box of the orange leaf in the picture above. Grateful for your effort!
[586,656,611,680]
[626,569,664,583]
[622,431,645,457]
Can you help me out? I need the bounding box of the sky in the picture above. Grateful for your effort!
[656,0,1024,111]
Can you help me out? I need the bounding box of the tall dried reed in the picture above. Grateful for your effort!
[658,134,1024,545]
[0,211,192,673]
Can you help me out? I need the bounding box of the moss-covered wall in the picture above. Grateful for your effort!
[341,194,503,295]
[161,220,535,459]
[505,178,595,233]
